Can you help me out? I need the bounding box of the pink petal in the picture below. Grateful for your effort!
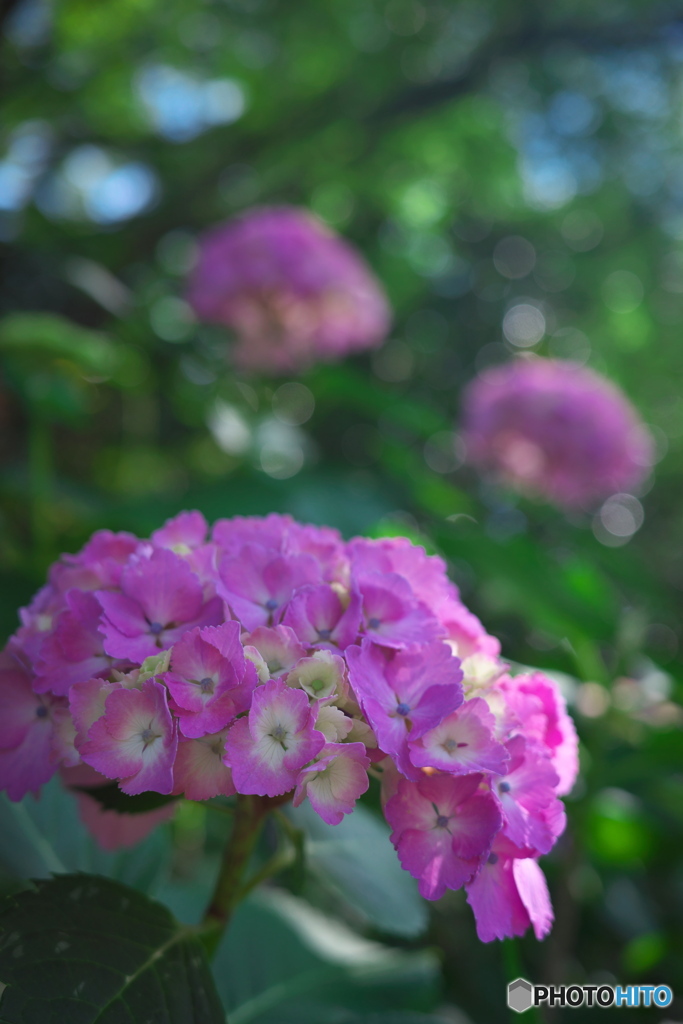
[449,789,502,861]
[283,585,362,650]
[0,657,41,750]
[410,698,509,776]
[465,853,531,942]
[359,573,443,649]
[70,677,119,745]
[75,790,176,851]
[152,510,208,551]
[0,717,56,800]
[172,689,245,739]
[120,548,204,628]
[80,680,176,794]
[225,680,324,797]
[294,741,369,824]
[513,857,554,940]
[173,731,235,800]
[245,626,306,677]
[396,826,478,900]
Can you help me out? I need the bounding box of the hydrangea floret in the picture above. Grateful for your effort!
[462,356,653,508]
[0,511,578,943]
[186,206,391,374]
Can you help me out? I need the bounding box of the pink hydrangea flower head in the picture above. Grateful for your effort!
[224,678,325,797]
[51,703,79,767]
[385,774,502,900]
[243,645,270,683]
[0,511,577,944]
[462,357,653,508]
[186,206,391,374]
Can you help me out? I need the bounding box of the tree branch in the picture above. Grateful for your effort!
[372,13,683,122]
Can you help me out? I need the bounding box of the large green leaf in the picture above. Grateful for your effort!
[0,314,119,377]
[213,889,439,1024]
[230,1012,455,1024]
[349,1017,456,1024]
[0,874,224,1023]
[288,802,427,938]
[0,314,145,422]
[0,777,170,896]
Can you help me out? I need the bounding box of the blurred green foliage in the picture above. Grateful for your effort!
[1,0,683,1020]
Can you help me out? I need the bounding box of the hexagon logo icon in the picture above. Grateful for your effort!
[508,978,533,1013]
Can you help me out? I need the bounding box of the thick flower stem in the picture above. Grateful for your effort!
[200,793,290,959]
[201,794,266,956]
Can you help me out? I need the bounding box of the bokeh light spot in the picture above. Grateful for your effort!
[493,235,536,279]
[502,303,546,347]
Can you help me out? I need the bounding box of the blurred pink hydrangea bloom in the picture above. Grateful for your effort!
[186,206,390,373]
[0,510,578,942]
[462,357,653,508]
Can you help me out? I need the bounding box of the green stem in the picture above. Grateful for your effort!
[236,844,294,904]
[200,794,268,958]
[502,939,542,1024]
[197,798,235,816]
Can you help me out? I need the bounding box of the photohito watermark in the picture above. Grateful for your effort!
[507,978,673,1013]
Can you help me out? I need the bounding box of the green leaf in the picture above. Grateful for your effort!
[351,1017,456,1023]
[0,314,119,376]
[0,873,224,1023]
[0,314,142,420]
[586,791,654,866]
[288,802,427,938]
[230,1012,454,1024]
[622,931,666,974]
[0,776,171,894]
[213,889,439,1024]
